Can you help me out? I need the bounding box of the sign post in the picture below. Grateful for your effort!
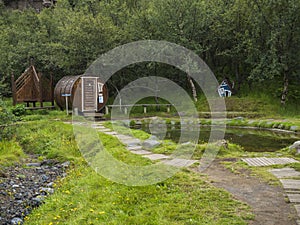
[62,94,71,115]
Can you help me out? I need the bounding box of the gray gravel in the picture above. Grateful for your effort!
[0,158,69,225]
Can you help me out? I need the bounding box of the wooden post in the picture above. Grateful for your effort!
[124,107,127,115]
[143,106,147,114]
[11,73,17,106]
[105,106,109,114]
[50,73,54,107]
[167,105,170,113]
[38,72,43,108]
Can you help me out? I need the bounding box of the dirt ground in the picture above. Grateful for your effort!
[198,159,298,225]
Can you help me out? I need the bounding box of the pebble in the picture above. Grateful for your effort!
[26,163,41,167]
[10,217,23,225]
[0,159,68,224]
[61,161,70,168]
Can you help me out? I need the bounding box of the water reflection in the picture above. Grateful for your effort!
[135,124,300,152]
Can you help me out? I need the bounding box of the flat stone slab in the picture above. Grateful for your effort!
[295,205,300,217]
[131,150,152,155]
[242,157,299,167]
[115,134,134,140]
[122,139,141,146]
[102,131,118,135]
[162,158,198,168]
[280,179,300,190]
[269,168,300,179]
[91,125,106,128]
[143,154,170,160]
[97,128,112,132]
[287,194,300,203]
[127,146,143,151]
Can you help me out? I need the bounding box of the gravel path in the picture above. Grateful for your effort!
[0,156,69,225]
[200,159,298,225]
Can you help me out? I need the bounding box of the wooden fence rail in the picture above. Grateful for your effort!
[105,104,173,114]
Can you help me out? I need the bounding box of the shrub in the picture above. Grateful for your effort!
[11,104,26,117]
[0,99,16,140]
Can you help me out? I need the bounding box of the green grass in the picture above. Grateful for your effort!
[0,118,254,224]
[196,94,300,118]
[2,100,299,224]
[16,120,82,163]
[0,140,25,165]
[24,165,252,225]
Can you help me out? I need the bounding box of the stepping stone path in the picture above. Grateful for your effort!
[242,157,299,167]
[91,122,199,168]
[269,168,300,224]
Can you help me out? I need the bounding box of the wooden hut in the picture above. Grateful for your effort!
[218,78,233,97]
[54,76,108,113]
[11,65,54,108]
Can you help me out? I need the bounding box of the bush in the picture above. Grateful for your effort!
[11,104,26,117]
[0,99,16,140]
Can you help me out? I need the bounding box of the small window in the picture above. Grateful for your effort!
[98,83,103,92]
[98,94,104,103]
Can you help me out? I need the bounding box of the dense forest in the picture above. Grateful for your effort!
[0,0,299,105]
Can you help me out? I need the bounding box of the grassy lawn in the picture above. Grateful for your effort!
[0,140,25,166]
[24,165,252,225]
[0,117,253,224]
[1,94,299,224]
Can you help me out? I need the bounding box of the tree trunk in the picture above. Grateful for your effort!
[187,75,198,102]
[281,71,289,105]
[234,61,240,92]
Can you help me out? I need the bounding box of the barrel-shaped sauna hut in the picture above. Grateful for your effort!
[54,76,108,112]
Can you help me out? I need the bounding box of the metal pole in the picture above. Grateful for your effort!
[65,96,69,115]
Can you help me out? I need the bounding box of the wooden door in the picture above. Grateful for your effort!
[82,77,97,112]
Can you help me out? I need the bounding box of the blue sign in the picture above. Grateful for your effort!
[62,93,71,97]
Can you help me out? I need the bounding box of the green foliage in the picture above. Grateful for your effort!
[0,140,24,165]
[0,0,299,103]
[16,120,81,162]
[11,104,26,117]
[0,98,16,140]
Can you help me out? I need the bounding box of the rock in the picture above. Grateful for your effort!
[148,135,159,141]
[235,117,244,121]
[290,141,300,150]
[0,157,65,224]
[11,217,23,225]
[278,124,284,129]
[47,182,54,187]
[61,161,70,168]
[135,120,142,126]
[217,139,228,149]
[142,139,161,150]
[290,141,300,155]
[42,159,56,166]
[30,197,44,207]
[41,175,49,182]
[26,163,41,167]
[0,170,7,178]
[40,187,54,195]
[181,142,191,146]
[290,126,299,132]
